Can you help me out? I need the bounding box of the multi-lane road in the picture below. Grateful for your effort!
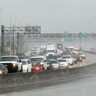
[1,52,96,96]
[6,75,96,96]
[0,36,96,95]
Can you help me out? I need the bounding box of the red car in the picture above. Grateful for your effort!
[32,62,43,72]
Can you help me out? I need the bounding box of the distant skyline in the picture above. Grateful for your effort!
[0,0,96,33]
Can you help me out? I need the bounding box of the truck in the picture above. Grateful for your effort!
[0,55,22,73]
[46,43,57,56]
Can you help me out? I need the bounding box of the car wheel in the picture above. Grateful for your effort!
[20,66,22,72]
[27,69,28,72]
[66,64,69,69]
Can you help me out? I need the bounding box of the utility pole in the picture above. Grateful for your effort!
[9,14,12,55]
[1,25,5,56]
[13,25,15,55]
[16,32,19,55]
[79,32,81,50]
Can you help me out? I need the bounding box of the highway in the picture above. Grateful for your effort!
[5,74,96,96]
[1,52,96,96]
[0,35,96,95]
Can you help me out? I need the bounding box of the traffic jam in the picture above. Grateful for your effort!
[0,43,86,74]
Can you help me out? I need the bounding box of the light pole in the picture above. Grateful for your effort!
[9,14,12,55]
[79,32,81,50]
[1,25,5,56]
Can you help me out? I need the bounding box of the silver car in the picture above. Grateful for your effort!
[58,59,69,69]
[49,59,60,70]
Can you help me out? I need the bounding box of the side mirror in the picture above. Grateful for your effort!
[19,59,21,62]
[44,60,46,62]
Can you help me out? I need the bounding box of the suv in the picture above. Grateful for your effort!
[30,56,48,70]
[78,51,86,59]
[0,56,22,72]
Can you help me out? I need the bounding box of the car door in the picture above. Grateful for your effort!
[27,60,31,72]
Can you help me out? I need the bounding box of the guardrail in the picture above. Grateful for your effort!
[82,50,96,54]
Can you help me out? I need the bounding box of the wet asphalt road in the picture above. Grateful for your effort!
[1,52,96,96]
[1,71,96,96]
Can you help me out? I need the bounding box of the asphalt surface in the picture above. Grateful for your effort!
[1,72,96,96]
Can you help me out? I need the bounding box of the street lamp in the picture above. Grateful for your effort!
[79,32,81,50]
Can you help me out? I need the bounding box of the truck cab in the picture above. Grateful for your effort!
[0,56,22,72]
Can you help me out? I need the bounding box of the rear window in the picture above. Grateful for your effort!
[58,60,66,62]
[22,61,26,65]
[30,58,44,62]
[32,63,40,66]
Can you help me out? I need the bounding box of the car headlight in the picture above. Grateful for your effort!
[0,70,2,74]
[13,63,16,67]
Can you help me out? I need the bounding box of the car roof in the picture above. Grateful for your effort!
[21,59,30,61]
[1,55,18,58]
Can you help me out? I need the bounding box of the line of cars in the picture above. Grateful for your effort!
[0,46,86,74]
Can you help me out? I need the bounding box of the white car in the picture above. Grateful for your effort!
[58,59,69,69]
[21,59,32,73]
[62,55,74,65]
[78,51,86,59]
[49,59,60,70]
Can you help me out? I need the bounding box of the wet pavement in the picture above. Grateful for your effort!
[2,71,96,96]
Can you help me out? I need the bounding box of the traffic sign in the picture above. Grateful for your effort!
[79,33,88,39]
[63,32,73,41]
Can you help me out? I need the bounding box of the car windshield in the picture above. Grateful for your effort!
[0,57,17,61]
[50,61,57,64]
[63,56,71,58]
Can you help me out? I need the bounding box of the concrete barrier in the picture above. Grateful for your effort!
[0,62,96,94]
[0,62,96,85]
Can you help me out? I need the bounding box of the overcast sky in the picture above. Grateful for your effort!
[0,0,96,33]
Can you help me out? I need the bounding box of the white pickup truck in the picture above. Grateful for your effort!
[0,55,22,72]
